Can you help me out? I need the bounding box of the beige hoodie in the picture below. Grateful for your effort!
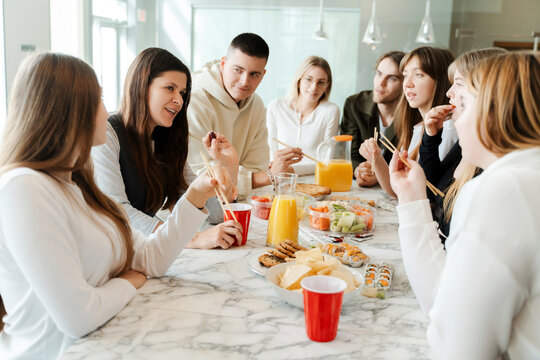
[187,60,269,196]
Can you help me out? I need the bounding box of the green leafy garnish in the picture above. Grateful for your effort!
[332,204,347,212]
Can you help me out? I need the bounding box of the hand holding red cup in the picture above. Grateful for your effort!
[223,203,252,246]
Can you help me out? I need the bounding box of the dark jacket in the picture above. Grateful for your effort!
[340,90,398,174]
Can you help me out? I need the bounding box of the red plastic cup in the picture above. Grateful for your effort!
[301,275,346,342]
[223,203,252,246]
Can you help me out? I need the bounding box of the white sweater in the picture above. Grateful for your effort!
[397,147,540,359]
[266,98,340,175]
[187,60,270,197]
[0,168,208,359]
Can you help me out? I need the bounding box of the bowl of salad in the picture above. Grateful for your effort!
[307,201,374,234]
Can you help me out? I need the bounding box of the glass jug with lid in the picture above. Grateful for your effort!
[266,173,299,246]
[315,135,353,192]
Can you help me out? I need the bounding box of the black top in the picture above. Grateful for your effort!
[108,114,224,225]
[340,90,398,175]
[419,131,462,242]
[108,114,160,217]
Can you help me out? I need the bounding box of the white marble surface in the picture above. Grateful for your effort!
[62,180,433,359]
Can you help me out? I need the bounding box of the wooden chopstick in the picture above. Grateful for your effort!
[378,134,445,198]
[199,151,239,222]
[272,138,322,164]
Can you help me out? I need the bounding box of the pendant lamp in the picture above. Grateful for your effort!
[416,0,436,43]
[313,0,328,40]
[362,0,382,45]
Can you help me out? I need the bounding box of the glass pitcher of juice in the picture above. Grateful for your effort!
[315,135,353,192]
[266,173,299,246]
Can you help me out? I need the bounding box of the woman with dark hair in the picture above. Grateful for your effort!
[92,48,242,249]
[0,52,234,358]
[360,47,457,198]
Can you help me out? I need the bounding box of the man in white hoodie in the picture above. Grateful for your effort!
[187,33,302,197]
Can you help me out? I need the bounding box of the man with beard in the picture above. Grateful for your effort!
[340,51,405,187]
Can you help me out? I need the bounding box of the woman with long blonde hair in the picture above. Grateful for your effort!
[390,52,540,358]
[360,47,456,197]
[0,53,234,359]
[266,56,339,175]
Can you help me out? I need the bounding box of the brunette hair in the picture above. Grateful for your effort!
[0,53,134,325]
[228,33,269,60]
[394,47,454,159]
[468,51,540,155]
[375,50,406,70]
[285,56,333,106]
[120,48,192,212]
[443,48,507,222]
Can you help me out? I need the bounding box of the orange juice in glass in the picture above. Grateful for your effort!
[266,195,298,246]
[316,160,353,192]
[316,135,354,192]
[266,173,299,246]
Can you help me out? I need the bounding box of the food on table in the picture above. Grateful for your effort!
[251,192,313,221]
[329,196,376,207]
[258,240,308,268]
[277,247,360,293]
[361,262,394,298]
[251,195,273,220]
[308,201,374,234]
[295,183,332,198]
[318,243,370,267]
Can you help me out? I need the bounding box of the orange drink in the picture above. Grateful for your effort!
[316,160,353,192]
[266,195,298,246]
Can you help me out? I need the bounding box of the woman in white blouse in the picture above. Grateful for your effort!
[0,53,235,359]
[390,52,540,358]
[266,56,340,175]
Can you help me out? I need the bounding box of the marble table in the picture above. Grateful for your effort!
[62,180,432,359]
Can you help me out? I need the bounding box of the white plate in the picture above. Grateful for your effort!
[248,250,271,276]
[266,262,363,308]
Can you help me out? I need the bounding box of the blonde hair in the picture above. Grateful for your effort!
[468,51,540,155]
[395,47,455,160]
[285,56,333,106]
[443,48,508,222]
[0,53,134,275]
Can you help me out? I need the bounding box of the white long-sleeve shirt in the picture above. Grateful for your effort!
[0,168,208,359]
[397,147,540,359]
[266,98,340,175]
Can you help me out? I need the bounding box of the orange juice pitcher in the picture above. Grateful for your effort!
[266,173,299,246]
[316,135,353,192]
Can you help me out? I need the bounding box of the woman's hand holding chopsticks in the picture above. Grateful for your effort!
[270,147,303,175]
[185,162,237,210]
[202,132,239,190]
[388,150,428,204]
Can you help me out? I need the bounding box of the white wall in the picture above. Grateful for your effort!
[3,0,51,97]
[0,2,6,125]
[155,0,454,112]
[50,0,85,59]
[450,0,540,52]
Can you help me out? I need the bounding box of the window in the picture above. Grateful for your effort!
[92,0,130,112]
